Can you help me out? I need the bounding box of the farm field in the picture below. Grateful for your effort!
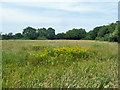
[2,40,118,88]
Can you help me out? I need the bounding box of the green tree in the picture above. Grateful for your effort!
[37,28,47,37]
[108,25,118,42]
[47,27,55,39]
[14,33,23,39]
[23,27,37,40]
[90,27,101,40]
[56,33,66,39]
[66,28,86,40]
[97,26,109,37]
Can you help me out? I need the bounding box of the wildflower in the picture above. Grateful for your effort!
[48,60,50,62]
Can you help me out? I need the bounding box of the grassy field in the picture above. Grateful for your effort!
[2,40,118,88]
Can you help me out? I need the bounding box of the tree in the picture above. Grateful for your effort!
[97,26,109,37]
[84,31,93,40]
[47,27,55,39]
[14,33,23,39]
[37,28,47,37]
[23,27,37,40]
[2,33,9,40]
[90,27,101,40]
[8,32,13,36]
[65,28,86,40]
[108,25,118,42]
[7,32,13,39]
[56,33,66,39]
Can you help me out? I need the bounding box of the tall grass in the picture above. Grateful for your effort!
[2,40,118,88]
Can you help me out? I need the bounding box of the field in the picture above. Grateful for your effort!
[2,40,118,88]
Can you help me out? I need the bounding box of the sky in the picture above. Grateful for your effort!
[0,0,119,34]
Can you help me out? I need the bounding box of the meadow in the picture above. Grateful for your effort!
[2,40,118,88]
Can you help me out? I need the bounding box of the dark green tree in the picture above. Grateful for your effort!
[14,33,23,39]
[37,28,47,37]
[37,28,47,40]
[47,27,55,39]
[56,33,66,39]
[66,28,86,40]
[23,27,37,40]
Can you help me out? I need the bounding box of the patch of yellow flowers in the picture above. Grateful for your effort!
[28,46,95,65]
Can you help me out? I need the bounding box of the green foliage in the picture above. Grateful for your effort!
[65,28,86,39]
[56,33,66,39]
[46,27,55,39]
[37,27,55,40]
[97,26,109,37]
[14,33,23,39]
[103,34,109,41]
[89,27,100,40]
[23,27,37,40]
[91,21,118,42]
[83,33,93,40]
[37,28,47,37]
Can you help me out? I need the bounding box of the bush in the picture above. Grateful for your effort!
[103,34,109,41]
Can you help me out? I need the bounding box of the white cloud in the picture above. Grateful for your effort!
[3,1,117,15]
[2,2,117,25]
[21,2,94,13]
[52,3,96,12]
[58,2,117,14]
[12,1,118,14]
[1,0,118,34]
[2,7,61,24]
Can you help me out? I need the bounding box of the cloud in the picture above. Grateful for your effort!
[6,1,117,15]
[1,1,118,34]
[2,7,61,24]
[6,1,117,13]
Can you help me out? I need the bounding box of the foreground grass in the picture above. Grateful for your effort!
[2,40,118,88]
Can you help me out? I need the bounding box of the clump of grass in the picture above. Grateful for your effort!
[27,46,96,65]
[32,45,47,51]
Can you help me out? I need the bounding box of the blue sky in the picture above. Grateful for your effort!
[0,0,118,34]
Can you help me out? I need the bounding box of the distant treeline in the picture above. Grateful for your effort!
[1,21,120,42]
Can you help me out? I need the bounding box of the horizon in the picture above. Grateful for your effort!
[0,20,118,35]
[0,0,118,34]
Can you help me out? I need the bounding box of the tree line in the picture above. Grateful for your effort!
[1,21,119,42]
